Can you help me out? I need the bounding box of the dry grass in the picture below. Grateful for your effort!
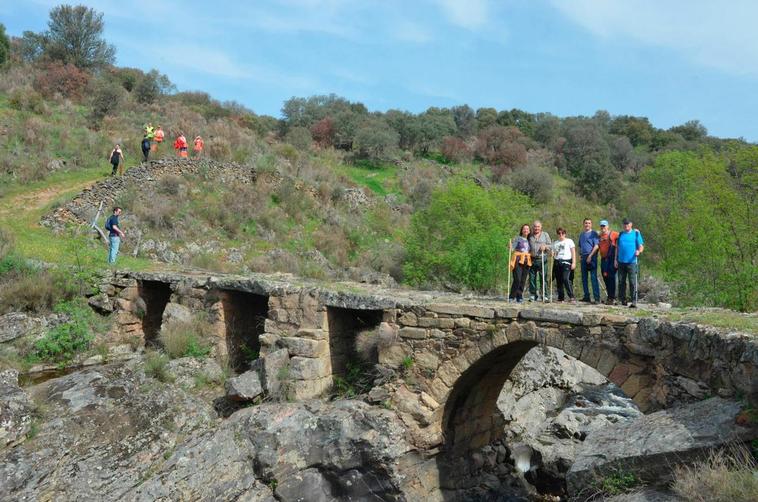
[158,315,215,359]
[672,444,758,502]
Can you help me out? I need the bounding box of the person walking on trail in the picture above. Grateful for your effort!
[598,220,619,305]
[528,220,551,302]
[615,218,644,308]
[509,224,532,303]
[153,126,164,152]
[141,135,151,162]
[578,218,601,303]
[105,207,126,265]
[174,132,188,158]
[552,227,576,303]
[108,144,124,176]
[144,123,155,140]
[193,135,204,157]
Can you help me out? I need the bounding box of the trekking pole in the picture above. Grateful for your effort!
[635,256,640,306]
[507,238,512,302]
[541,250,545,303]
[549,255,553,303]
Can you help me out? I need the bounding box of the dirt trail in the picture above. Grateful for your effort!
[0,179,96,219]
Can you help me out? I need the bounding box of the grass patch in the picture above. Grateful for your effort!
[144,350,173,382]
[29,299,97,364]
[158,315,214,359]
[594,470,641,496]
[332,360,373,399]
[672,444,758,502]
[340,161,400,196]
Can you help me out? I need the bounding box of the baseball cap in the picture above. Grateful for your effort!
[599,220,609,227]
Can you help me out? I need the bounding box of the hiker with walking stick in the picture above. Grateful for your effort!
[528,220,551,302]
[598,220,619,305]
[509,224,532,303]
[615,218,644,308]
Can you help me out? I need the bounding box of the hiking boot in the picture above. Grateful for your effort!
[620,300,628,306]
[568,298,577,304]
[605,298,615,306]
[629,303,637,309]
[580,297,591,303]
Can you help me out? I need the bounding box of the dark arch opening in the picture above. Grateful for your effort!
[442,340,538,453]
[138,280,172,345]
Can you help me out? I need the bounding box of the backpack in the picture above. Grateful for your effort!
[105,216,113,232]
[142,138,150,150]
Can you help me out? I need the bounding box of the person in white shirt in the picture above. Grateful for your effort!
[551,227,576,302]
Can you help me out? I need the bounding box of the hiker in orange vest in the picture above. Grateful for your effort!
[174,133,188,158]
[598,219,619,305]
[193,135,204,157]
[509,224,533,303]
[153,126,164,152]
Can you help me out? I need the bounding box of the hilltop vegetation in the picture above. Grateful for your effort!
[0,5,755,312]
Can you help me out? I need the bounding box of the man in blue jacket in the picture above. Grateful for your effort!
[615,218,644,308]
[578,218,600,304]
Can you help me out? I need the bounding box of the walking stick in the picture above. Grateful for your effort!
[507,238,512,301]
[541,250,545,303]
[549,254,554,303]
[634,256,640,306]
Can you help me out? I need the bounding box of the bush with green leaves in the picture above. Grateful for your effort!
[32,299,95,362]
[632,148,757,312]
[404,178,533,292]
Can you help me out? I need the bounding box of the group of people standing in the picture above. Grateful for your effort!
[107,124,206,176]
[508,218,644,308]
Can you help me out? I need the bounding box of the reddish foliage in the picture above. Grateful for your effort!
[440,136,472,163]
[310,117,334,148]
[475,126,527,169]
[33,62,90,100]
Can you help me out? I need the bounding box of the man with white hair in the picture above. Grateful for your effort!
[528,220,551,301]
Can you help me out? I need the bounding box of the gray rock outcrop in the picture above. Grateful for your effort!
[0,370,34,448]
[567,397,758,496]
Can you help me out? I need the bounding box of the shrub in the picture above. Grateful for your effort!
[440,136,472,163]
[0,268,77,314]
[506,164,554,204]
[475,126,528,169]
[159,316,214,359]
[33,62,90,100]
[285,126,313,152]
[89,78,125,122]
[9,88,45,114]
[403,178,533,292]
[672,444,758,502]
[32,299,95,362]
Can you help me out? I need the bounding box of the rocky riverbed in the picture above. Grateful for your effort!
[2,307,756,501]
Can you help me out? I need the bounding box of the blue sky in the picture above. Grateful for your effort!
[3,0,758,140]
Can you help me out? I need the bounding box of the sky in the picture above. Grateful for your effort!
[3,0,758,141]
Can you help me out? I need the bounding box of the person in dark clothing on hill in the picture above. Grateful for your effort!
[108,144,124,176]
[105,207,125,264]
[141,135,151,162]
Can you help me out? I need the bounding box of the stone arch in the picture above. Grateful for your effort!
[436,322,626,452]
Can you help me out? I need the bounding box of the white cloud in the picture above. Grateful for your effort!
[149,44,316,89]
[552,0,758,77]
[435,0,490,29]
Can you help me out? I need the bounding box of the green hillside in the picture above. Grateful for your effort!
[0,8,755,312]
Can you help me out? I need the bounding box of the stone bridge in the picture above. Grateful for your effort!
[97,269,758,458]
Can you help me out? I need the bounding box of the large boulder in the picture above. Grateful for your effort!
[566,397,758,496]
[130,400,415,501]
[497,346,641,483]
[0,361,218,501]
[0,312,68,343]
[225,369,263,401]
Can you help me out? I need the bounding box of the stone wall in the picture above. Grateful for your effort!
[41,158,257,231]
